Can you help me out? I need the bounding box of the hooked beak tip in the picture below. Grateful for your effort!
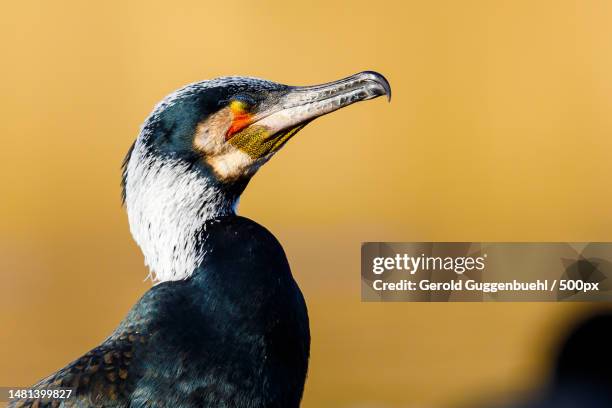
[359,70,392,102]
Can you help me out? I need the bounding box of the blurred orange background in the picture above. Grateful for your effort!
[2,1,612,406]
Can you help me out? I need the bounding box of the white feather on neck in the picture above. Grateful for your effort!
[124,141,236,283]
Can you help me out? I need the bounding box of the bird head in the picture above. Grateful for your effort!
[122,71,391,282]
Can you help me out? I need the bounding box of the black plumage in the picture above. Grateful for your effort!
[13,217,309,408]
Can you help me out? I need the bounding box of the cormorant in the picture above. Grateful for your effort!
[11,71,391,407]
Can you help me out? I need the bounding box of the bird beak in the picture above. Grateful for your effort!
[252,71,391,135]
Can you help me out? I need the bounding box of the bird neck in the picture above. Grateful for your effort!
[124,141,240,283]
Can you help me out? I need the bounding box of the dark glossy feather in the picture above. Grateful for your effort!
[11,217,309,408]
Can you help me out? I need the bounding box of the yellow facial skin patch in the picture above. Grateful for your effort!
[229,100,248,112]
[226,100,253,140]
